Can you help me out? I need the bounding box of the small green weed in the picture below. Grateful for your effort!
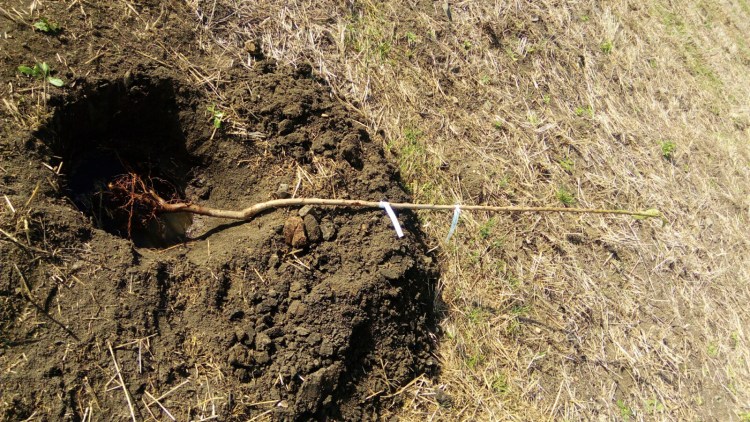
[556,187,576,206]
[739,411,750,422]
[398,127,426,176]
[511,304,529,316]
[491,373,509,394]
[543,94,551,105]
[492,120,504,130]
[660,140,677,160]
[575,105,593,117]
[207,104,224,129]
[506,319,521,336]
[527,111,540,126]
[405,31,418,45]
[467,307,486,324]
[33,18,61,34]
[559,157,575,172]
[479,217,496,239]
[412,181,440,203]
[505,305,529,336]
[404,127,422,143]
[17,62,64,87]
[601,40,613,54]
[617,399,634,420]
[466,353,484,370]
[645,398,665,414]
[505,48,519,62]
[377,42,391,59]
[707,342,719,357]
[505,273,520,288]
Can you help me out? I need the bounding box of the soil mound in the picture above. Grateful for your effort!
[1,62,438,420]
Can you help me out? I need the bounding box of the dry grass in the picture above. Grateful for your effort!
[175,0,750,419]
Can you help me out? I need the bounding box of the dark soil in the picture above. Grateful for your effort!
[0,2,438,420]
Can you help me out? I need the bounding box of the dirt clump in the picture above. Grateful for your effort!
[0,4,438,420]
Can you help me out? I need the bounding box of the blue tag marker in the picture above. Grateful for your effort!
[445,205,461,241]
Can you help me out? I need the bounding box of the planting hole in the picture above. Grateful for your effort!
[38,76,196,248]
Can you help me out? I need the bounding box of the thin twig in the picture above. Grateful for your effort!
[381,375,423,399]
[23,182,40,208]
[146,379,191,404]
[144,390,176,421]
[0,228,48,255]
[4,195,16,213]
[247,408,274,421]
[141,397,159,421]
[0,6,23,24]
[107,342,137,422]
[13,263,33,300]
[13,263,80,340]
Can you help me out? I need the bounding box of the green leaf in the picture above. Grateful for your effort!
[33,20,50,32]
[39,62,50,76]
[17,65,34,76]
[633,208,661,220]
[33,18,60,34]
[209,105,224,128]
[47,77,64,87]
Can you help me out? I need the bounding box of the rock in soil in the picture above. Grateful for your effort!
[284,216,308,248]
